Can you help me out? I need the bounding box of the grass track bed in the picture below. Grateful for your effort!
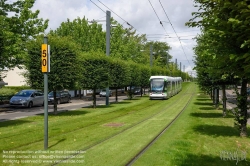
[0,83,197,166]
[133,88,250,166]
[63,84,196,165]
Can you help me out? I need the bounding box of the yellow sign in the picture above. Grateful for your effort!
[41,44,48,72]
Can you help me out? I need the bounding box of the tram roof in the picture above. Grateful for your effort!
[150,76,182,81]
[150,76,173,80]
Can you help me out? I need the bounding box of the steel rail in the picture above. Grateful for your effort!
[53,87,193,165]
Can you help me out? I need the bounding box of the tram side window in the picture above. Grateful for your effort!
[164,81,167,91]
[167,81,171,92]
[172,81,175,92]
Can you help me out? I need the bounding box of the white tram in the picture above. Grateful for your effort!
[149,76,182,100]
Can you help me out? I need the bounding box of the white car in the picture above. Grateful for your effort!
[99,90,112,97]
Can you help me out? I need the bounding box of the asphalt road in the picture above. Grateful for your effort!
[219,90,250,124]
[0,95,128,122]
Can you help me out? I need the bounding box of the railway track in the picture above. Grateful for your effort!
[2,96,168,151]
[53,84,196,165]
[125,93,194,166]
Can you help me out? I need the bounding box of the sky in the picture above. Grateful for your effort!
[32,0,200,77]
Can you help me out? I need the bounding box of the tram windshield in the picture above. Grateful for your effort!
[150,78,164,92]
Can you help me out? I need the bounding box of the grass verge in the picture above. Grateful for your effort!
[0,83,192,165]
[133,90,250,166]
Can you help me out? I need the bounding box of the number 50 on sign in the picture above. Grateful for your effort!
[41,44,50,72]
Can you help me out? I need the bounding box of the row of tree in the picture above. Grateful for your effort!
[25,34,188,111]
[186,0,250,137]
[1,0,191,112]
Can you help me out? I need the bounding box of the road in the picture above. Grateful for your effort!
[0,95,128,122]
[219,89,250,124]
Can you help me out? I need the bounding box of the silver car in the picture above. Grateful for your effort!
[9,90,44,108]
[99,89,112,97]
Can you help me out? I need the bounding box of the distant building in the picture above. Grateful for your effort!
[3,67,27,86]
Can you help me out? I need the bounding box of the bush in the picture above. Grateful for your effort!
[2,86,30,93]
[0,88,16,101]
[0,88,16,96]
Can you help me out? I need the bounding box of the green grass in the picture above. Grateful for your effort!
[0,83,192,165]
[62,83,196,166]
[1,82,248,166]
[133,90,250,166]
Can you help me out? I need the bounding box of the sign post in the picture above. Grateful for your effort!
[42,36,50,150]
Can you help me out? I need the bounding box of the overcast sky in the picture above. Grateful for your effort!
[32,0,200,76]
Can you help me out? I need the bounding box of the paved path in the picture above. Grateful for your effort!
[221,90,250,124]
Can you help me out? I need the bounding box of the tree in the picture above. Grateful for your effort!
[0,0,48,71]
[127,61,141,99]
[25,34,81,114]
[194,31,239,115]
[109,58,130,102]
[109,20,148,64]
[138,65,151,96]
[144,41,172,68]
[80,53,110,108]
[52,17,105,52]
[186,0,250,136]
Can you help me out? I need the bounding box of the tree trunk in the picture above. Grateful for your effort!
[213,87,215,105]
[210,87,213,100]
[222,84,227,117]
[74,90,77,98]
[115,88,118,102]
[79,89,82,99]
[216,88,219,108]
[53,91,57,115]
[238,78,248,137]
[140,87,143,97]
[93,88,96,108]
[128,85,133,100]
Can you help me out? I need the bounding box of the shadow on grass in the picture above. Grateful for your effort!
[190,112,234,118]
[55,110,90,116]
[196,98,212,101]
[138,95,149,98]
[127,98,140,100]
[175,153,249,166]
[37,110,90,116]
[199,106,215,110]
[0,119,31,127]
[194,102,214,106]
[49,138,66,149]
[193,124,239,137]
[110,101,132,105]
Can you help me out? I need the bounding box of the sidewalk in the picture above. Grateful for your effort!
[222,89,250,124]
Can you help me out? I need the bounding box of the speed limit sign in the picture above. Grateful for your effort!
[41,44,50,72]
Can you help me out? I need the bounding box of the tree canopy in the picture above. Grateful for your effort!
[0,0,48,72]
[186,0,250,137]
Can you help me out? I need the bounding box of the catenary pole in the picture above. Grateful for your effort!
[150,45,153,67]
[106,10,111,106]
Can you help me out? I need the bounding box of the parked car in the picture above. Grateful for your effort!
[247,88,250,96]
[99,89,112,97]
[48,91,71,104]
[133,88,141,95]
[9,89,44,108]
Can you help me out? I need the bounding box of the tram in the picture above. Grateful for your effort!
[149,76,182,100]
